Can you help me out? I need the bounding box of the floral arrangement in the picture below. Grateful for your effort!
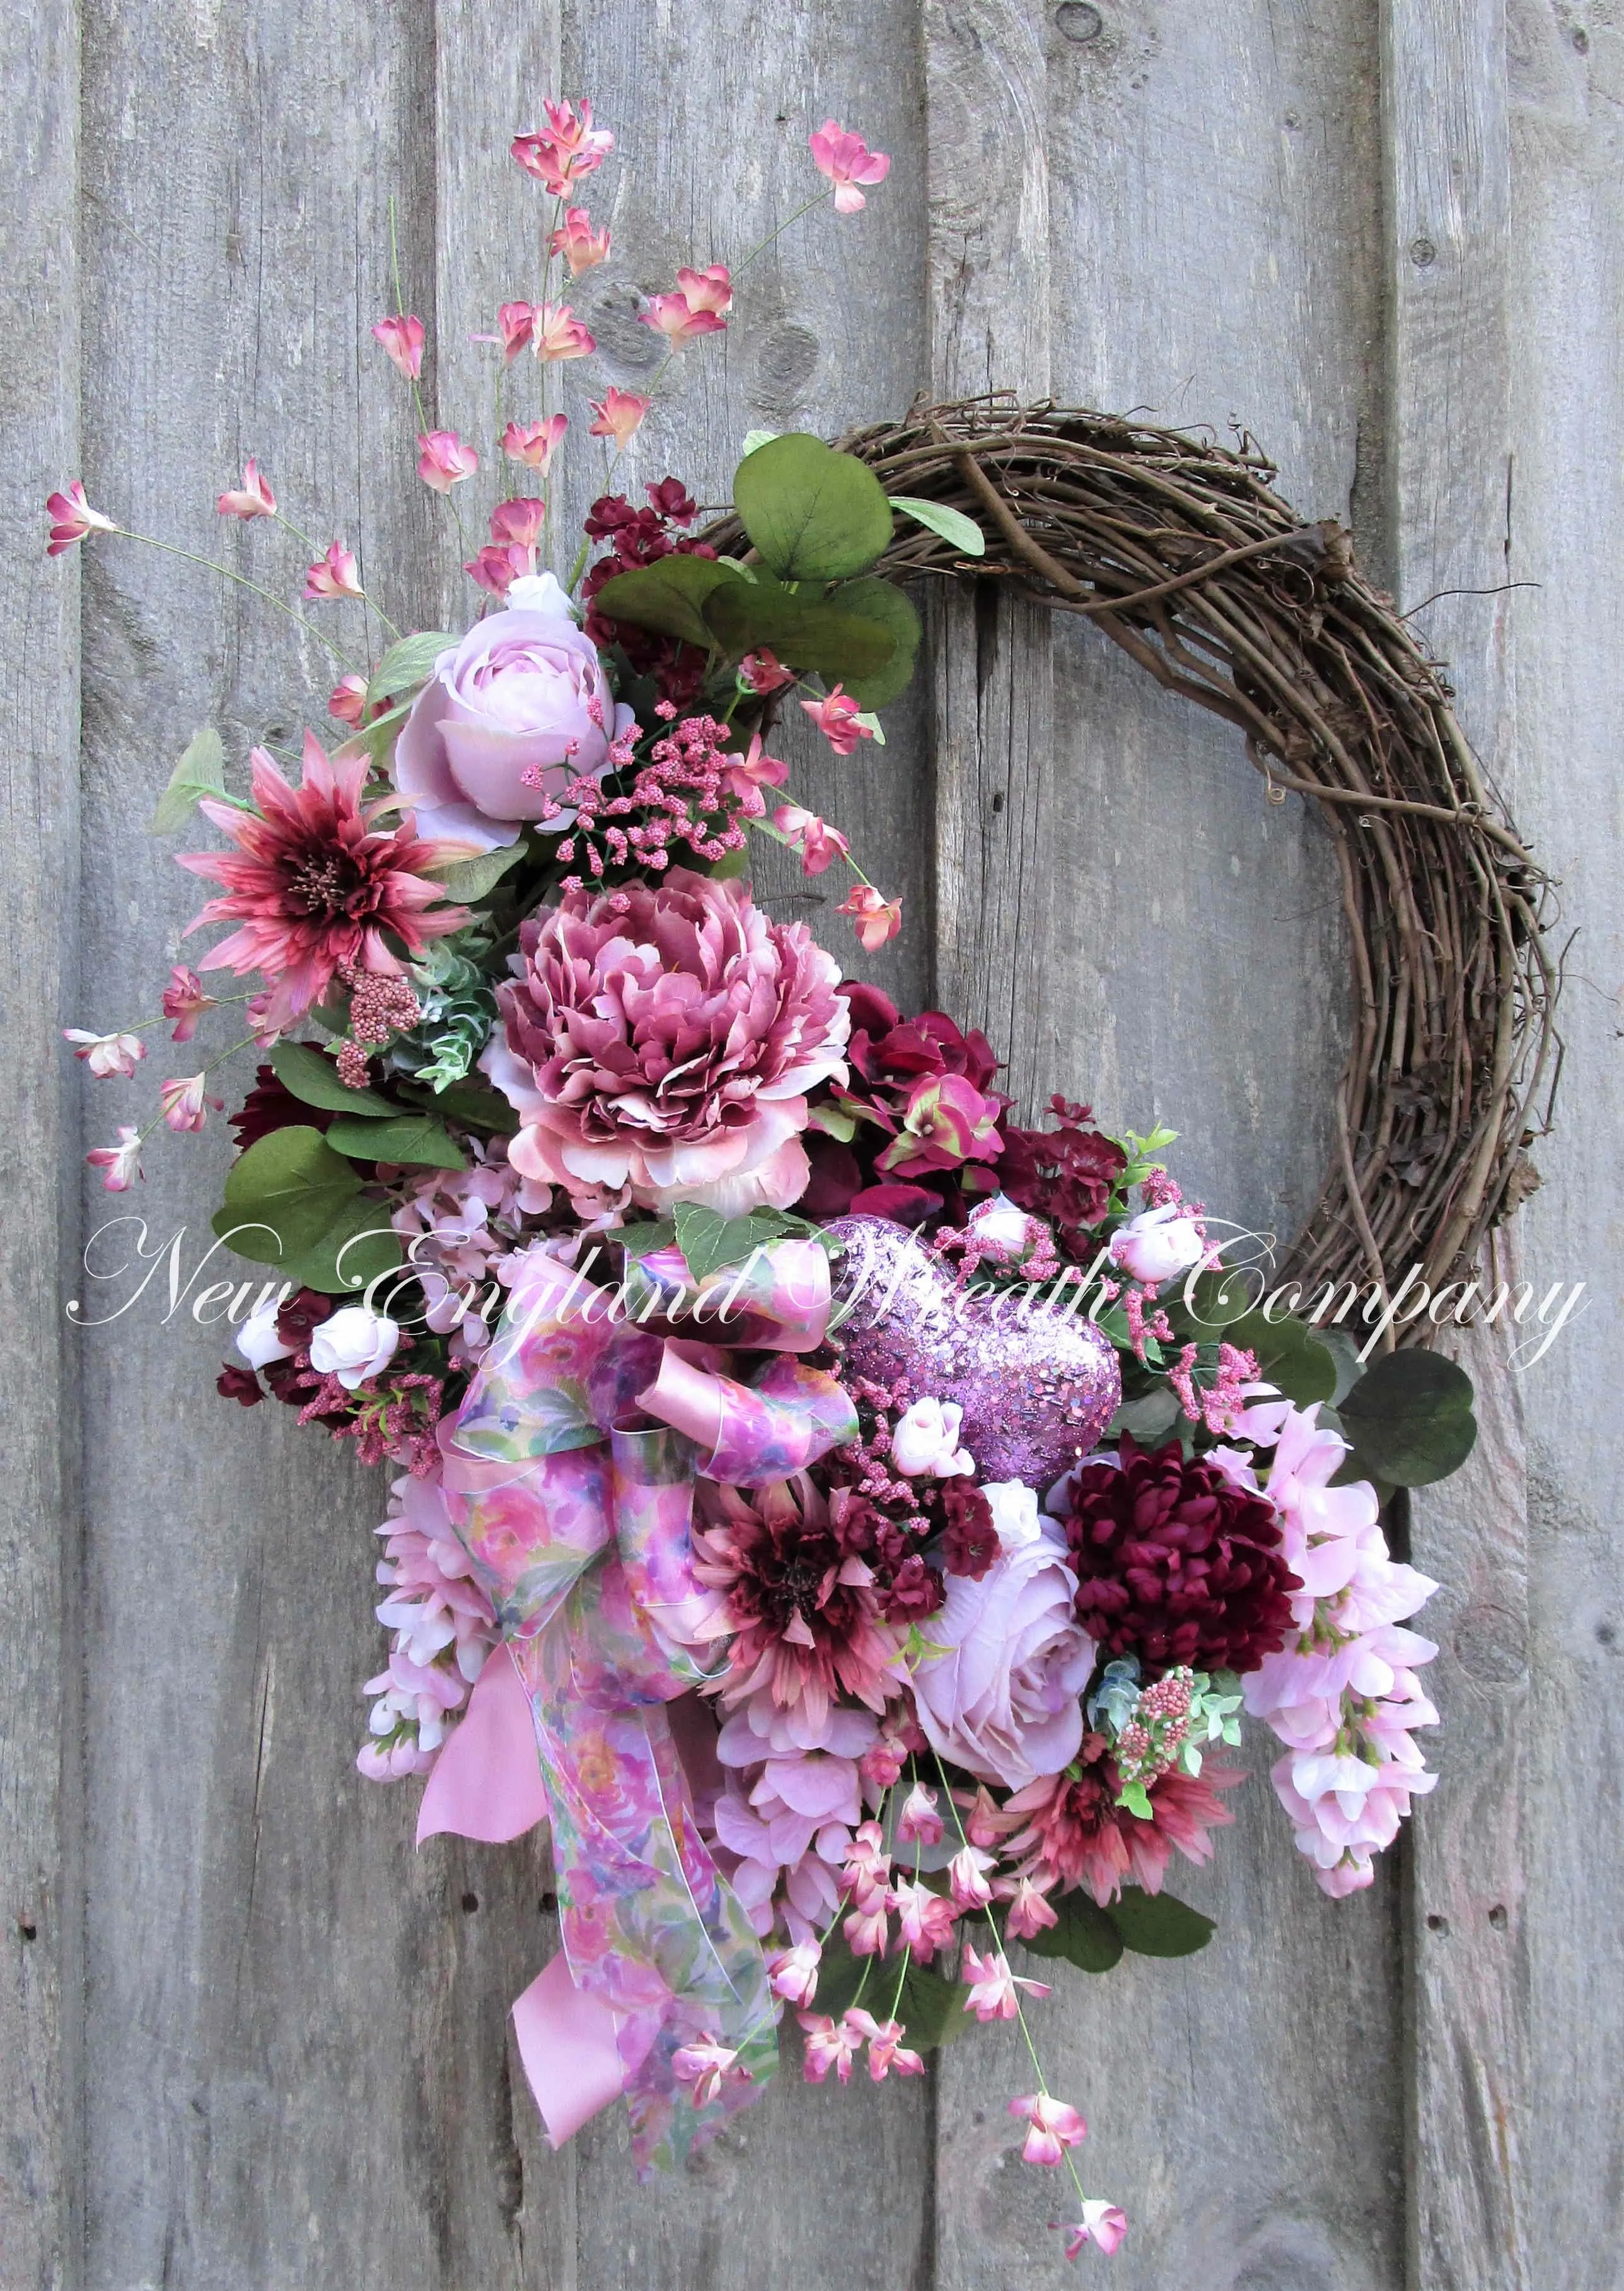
[50,100,1479,2253]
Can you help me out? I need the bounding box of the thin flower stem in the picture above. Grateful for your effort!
[103,987,257,1036]
[271,507,323,558]
[390,196,470,563]
[105,528,351,667]
[731,189,832,281]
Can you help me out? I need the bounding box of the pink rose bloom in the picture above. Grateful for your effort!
[393,572,635,854]
[484,868,850,1215]
[910,1522,1093,1788]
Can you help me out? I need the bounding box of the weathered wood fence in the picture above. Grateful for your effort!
[4,2,1620,2285]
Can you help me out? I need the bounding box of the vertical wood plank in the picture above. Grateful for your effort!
[0,4,80,2286]
[931,6,1407,2287]
[1383,5,1532,2283]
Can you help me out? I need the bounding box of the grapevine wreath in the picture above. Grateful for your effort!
[51,100,1558,2248]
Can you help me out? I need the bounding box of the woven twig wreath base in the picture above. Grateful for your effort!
[807,397,1558,1329]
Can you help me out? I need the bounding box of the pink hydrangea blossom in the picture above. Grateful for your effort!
[588,387,651,447]
[809,119,891,214]
[485,868,850,1214]
[502,414,568,470]
[304,541,363,600]
[371,313,425,380]
[217,458,277,520]
[878,1071,1002,1175]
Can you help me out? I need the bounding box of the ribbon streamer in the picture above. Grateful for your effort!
[426,1235,855,2174]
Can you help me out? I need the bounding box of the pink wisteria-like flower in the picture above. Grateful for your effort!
[551,206,611,273]
[64,1028,145,1078]
[371,312,425,380]
[502,414,568,471]
[217,458,277,520]
[1054,2203,1129,2259]
[496,301,536,361]
[328,672,370,726]
[533,303,596,363]
[961,1943,1050,2022]
[511,99,613,195]
[588,387,652,448]
[160,1071,222,1134]
[671,2035,749,2110]
[809,119,892,214]
[802,684,873,755]
[86,1125,142,1191]
[417,431,479,493]
[161,967,216,1042]
[304,542,364,600]
[46,482,116,554]
[640,267,732,346]
[1009,2092,1088,2167]
[837,883,904,951]
[773,803,851,875]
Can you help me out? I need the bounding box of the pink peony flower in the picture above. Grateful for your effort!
[161,966,215,1042]
[962,1944,1050,2020]
[485,866,850,1213]
[304,542,363,600]
[417,430,478,493]
[372,313,425,380]
[86,1124,142,1191]
[910,1522,1094,1789]
[1010,2092,1088,2167]
[327,672,371,726]
[588,387,651,447]
[46,481,117,554]
[551,206,611,273]
[64,1028,144,1078]
[502,414,568,470]
[393,572,635,853]
[836,883,903,950]
[773,803,850,876]
[159,1071,221,1133]
[809,119,891,214]
[217,458,277,520]
[801,684,871,754]
[178,730,468,1027]
[533,304,595,362]
[511,100,613,195]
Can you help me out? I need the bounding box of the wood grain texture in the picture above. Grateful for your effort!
[1497,1,1624,2278]
[0,4,80,2286]
[1383,5,1534,2283]
[930,7,1406,2288]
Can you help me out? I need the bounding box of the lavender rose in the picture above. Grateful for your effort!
[910,1497,1094,1788]
[483,867,850,1215]
[393,573,634,853]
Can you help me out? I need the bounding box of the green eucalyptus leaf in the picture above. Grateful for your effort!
[740,428,780,458]
[733,433,895,583]
[407,1078,518,1132]
[700,577,893,682]
[1163,1266,1257,1339]
[212,1126,364,1262]
[270,1039,395,1117]
[424,841,529,901]
[366,631,457,705]
[1333,1350,1478,1487]
[1020,1890,1127,1974]
[149,726,236,834]
[888,494,987,557]
[1106,1387,1182,1443]
[326,1114,468,1170]
[593,557,747,650]
[1226,1308,1338,1406]
[275,1194,405,1296]
[821,576,922,709]
[333,698,412,770]
[1106,1886,1216,1958]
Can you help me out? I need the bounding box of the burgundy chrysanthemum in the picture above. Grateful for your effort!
[178,732,468,1029]
[690,1479,901,1728]
[937,1478,999,1579]
[995,1095,1127,1252]
[1065,1436,1301,1674]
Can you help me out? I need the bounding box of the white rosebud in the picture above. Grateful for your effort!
[891,1395,975,1478]
[1108,1203,1207,1288]
[966,1192,1043,1263]
[982,1480,1043,1551]
[308,1305,400,1391]
[236,1298,294,1369]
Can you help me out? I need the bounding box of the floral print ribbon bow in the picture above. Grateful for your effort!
[422,1237,855,2173]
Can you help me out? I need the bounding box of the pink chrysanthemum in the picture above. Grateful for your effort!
[997,1735,1243,1906]
[178,732,468,1028]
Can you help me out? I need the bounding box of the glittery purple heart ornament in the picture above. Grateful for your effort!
[826,1213,1122,1489]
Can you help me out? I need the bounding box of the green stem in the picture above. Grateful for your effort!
[102,987,257,1037]
[390,195,470,563]
[731,188,832,281]
[105,528,351,667]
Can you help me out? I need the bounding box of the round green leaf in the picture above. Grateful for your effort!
[701,578,894,682]
[275,1196,405,1296]
[1106,1886,1216,1958]
[212,1126,361,1262]
[888,494,987,557]
[1021,1889,1127,1974]
[733,433,895,583]
[270,1039,393,1117]
[822,576,922,709]
[1334,1350,1478,1486]
[1226,1308,1338,1406]
[592,557,746,650]
[326,1114,467,1169]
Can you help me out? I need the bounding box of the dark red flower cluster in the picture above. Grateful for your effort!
[1064,1436,1300,1675]
[229,1064,336,1151]
[800,984,1007,1228]
[214,1290,444,1473]
[581,479,716,706]
[995,1095,1127,1256]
